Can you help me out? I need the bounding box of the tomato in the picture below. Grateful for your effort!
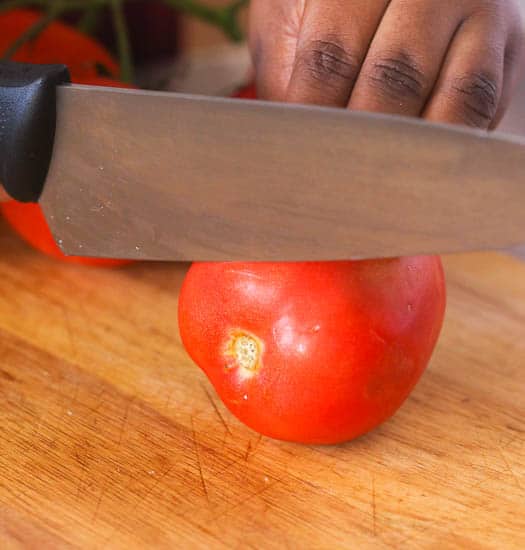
[178,258,446,444]
[0,75,134,267]
[233,83,257,99]
[1,201,131,267]
[179,85,446,444]
[0,9,119,79]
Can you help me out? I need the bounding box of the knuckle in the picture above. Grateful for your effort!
[470,0,508,23]
[450,72,499,126]
[506,24,525,66]
[367,52,427,102]
[296,39,359,85]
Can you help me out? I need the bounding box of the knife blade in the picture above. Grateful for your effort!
[2,63,524,261]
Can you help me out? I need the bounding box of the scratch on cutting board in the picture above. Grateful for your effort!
[329,466,344,479]
[163,389,174,411]
[244,433,263,462]
[60,305,77,359]
[244,440,252,462]
[213,482,278,521]
[74,443,89,501]
[506,423,525,435]
[86,389,108,418]
[201,383,232,436]
[372,475,377,537]
[469,473,500,491]
[117,397,135,446]
[0,369,15,382]
[191,416,210,504]
[496,446,523,491]
[75,464,87,502]
[99,468,173,547]
[135,466,174,509]
[0,384,17,410]
[501,436,519,450]
[92,484,107,522]
[30,413,46,440]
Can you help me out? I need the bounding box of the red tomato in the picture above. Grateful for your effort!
[178,258,446,444]
[179,85,446,444]
[0,9,119,79]
[1,201,131,267]
[0,76,135,267]
[233,83,257,99]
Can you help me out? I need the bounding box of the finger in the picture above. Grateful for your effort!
[348,0,464,117]
[248,0,302,101]
[492,8,525,128]
[422,15,509,129]
[285,0,390,107]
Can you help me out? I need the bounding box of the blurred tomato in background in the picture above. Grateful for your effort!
[72,1,180,66]
[0,1,180,68]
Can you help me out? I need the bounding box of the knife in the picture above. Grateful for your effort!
[1,61,524,261]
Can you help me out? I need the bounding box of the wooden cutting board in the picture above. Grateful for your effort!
[0,221,523,549]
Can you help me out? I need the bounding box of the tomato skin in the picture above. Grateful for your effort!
[1,201,131,267]
[178,258,446,444]
[233,83,257,99]
[0,76,135,267]
[0,9,119,79]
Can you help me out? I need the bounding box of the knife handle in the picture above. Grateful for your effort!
[0,61,70,202]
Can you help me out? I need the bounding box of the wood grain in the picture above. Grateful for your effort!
[0,219,523,549]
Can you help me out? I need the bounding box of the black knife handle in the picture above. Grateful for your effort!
[0,61,70,202]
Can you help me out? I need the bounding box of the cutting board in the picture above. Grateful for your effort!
[0,221,523,549]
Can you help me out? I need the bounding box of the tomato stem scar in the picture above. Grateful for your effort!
[225,330,263,374]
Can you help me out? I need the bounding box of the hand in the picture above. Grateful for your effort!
[249,0,524,129]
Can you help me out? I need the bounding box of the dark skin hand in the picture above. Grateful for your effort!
[249,0,524,129]
[0,2,522,203]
